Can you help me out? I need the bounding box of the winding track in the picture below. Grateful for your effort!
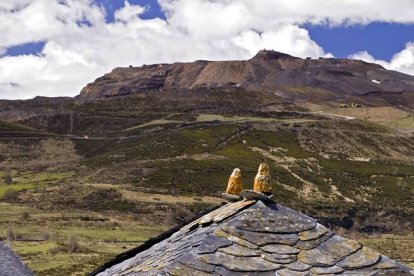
[0,111,356,141]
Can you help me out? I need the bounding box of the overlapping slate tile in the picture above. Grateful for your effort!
[188,204,246,230]
[121,270,161,276]
[295,232,334,250]
[337,246,381,270]
[234,202,316,234]
[215,266,276,276]
[198,251,282,272]
[274,268,310,276]
[217,243,260,257]
[340,267,381,276]
[195,235,233,254]
[284,260,312,272]
[240,190,275,203]
[221,225,299,246]
[164,262,214,276]
[309,265,344,274]
[165,241,190,253]
[261,252,297,260]
[177,253,216,273]
[261,244,300,254]
[180,231,210,247]
[199,200,255,226]
[373,255,398,269]
[298,235,362,267]
[214,228,259,249]
[260,252,297,264]
[298,223,328,241]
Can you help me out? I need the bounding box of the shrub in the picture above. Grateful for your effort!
[41,232,50,241]
[166,205,193,225]
[5,228,16,241]
[3,175,12,185]
[3,189,18,202]
[67,236,81,253]
[21,212,30,221]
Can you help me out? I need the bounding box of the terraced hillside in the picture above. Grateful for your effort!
[0,93,413,274]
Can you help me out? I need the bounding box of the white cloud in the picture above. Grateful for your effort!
[350,43,414,76]
[232,26,326,59]
[0,0,414,99]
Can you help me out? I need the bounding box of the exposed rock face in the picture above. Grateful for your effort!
[91,200,413,276]
[253,163,272,194]
[77,50,414,108]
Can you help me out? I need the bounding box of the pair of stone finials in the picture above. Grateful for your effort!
[222,163,273,202]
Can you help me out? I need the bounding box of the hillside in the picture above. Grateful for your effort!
[0,51,413,274]
[78,50,414,110]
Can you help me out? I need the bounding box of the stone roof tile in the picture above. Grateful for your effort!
[0,242,32,276]
[92,200,413,276]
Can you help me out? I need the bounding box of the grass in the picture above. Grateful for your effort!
[356,233,414,269]
[382,115,414,130]
[0,121,42,133]
[11,240,140,276]
[1,110,414,274]
[0,170,73,198]
[0,203,165,276]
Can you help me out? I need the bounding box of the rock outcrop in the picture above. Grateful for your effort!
[77,50,414,108]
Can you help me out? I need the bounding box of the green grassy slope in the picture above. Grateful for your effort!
[0,93,413,274]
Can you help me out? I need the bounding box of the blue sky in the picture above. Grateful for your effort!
[94,0,166,21]
[305,23,414,61]
[4,1,413,61]
[1,0,414,99]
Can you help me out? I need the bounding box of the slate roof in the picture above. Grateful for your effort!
[0,241,32,276]
[92,200,413,276]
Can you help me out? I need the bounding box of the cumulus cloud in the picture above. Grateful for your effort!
[350,43,414,76]
[0,0,414,99]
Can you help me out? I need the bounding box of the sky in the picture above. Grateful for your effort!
[0,0,414,100]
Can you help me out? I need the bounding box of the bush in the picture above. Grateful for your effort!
[21,212,30,221]
[166,205,194,225]
[3,189,18,202]
[79,188,149,213]
[5,228,16,241]
[3,175,12,185]
[41,232,50,241]
[67,236,81,253]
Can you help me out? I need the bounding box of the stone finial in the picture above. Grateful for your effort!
[222,168,244,202]
[253,163,272,195]
[226,168,243,195]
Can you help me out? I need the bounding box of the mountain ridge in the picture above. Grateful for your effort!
[77,50,414,110]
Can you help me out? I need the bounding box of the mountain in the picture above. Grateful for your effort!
[78,50,414,109]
